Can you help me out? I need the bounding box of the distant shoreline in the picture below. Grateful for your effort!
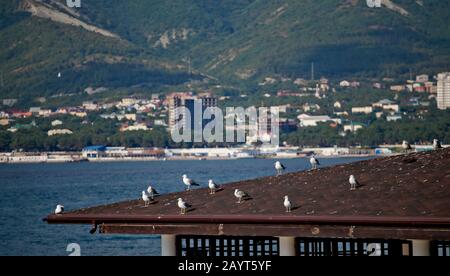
[0,153,380,164]
[3,144,440,164]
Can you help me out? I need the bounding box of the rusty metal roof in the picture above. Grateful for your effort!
[45,148,450,239]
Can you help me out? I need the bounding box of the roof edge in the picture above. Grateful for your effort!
[44,214,450,228]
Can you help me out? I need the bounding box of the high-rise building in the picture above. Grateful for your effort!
[437,72,450,110]
[168,96,183,130]
[168,95,218,133]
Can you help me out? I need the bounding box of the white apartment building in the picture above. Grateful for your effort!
[352,106,373,114]
[437,72,450,110]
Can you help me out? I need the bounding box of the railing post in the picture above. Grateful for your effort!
[161,235,177,256]
[278,237,296,256]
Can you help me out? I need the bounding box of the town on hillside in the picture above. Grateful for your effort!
[1,72,449,163]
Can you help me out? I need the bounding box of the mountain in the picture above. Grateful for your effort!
[1,0,450,99]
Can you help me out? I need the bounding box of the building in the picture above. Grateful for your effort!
[168,96,186,130]
[437,72,450,110]
[339,80,350,87]
[121,97,139,106]
[424,82,437,94]
[372,99,396,108]
[51,120,63,127]
[382,104,400,113]
[44,149,450,256]
[333,101,342,109]
[0,119,10,126]
[386,114,402,122]
[124,114,137,121]
[351,106,373,114]
[29,107,41,115]
[169,95,218,132]
[82,146,107,159]
[38,109,52,117]
[416,74,429,83]
[47,129,73,136]
[390,85,406,92]
[344,123,364,133]
[298,114,341,127]
[82,101,99,111]
[120,123,149,132]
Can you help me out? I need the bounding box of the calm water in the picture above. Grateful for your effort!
[0,157,371,256]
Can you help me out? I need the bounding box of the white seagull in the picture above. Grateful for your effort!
[275,161,286,176]
[349,175,359,191]
[142,191,150,207]
[177,198,191,215]
[183,174,200,191]
[310,156,320,170]
[55,205,64,215]
[433,139,442,150]
[402,140,412,153]
[284,196,292,213]
[234,189,250,204]
[208,179,220,195]
[147,185,159,200]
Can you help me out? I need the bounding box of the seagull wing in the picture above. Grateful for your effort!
[191,179,200,186]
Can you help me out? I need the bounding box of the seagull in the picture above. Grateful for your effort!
[183,174,200,191]
[208,179,220,195]
[177,198,191,215]
[433,139,443,150]
[349,175,359,191]
[142,191,150,207]
[275,161,286,176]
[310,156,320,170]
[57,72,61,78]
[402,140,412,153]
[55,205,64,215]
[284,196,292,213]
[147,185,159,200]
[234,189,250,204]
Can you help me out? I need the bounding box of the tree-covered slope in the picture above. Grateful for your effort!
[1,0,449,99]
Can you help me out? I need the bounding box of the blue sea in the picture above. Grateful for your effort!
[0,157,371,256]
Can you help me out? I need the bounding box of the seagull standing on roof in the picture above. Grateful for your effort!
[183,174,200,191]
[234,189,250,204]
[55,205,64,215]
[402,140,412,153]
[142,191,150,207]
[275,161,286,176]
[147,185,159,201]
[177,198,191,215]
[349,175,359,191]
[284,196,292,213]
[433,139,443,150]
[208,179,220,195]
[310,156,320,170]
